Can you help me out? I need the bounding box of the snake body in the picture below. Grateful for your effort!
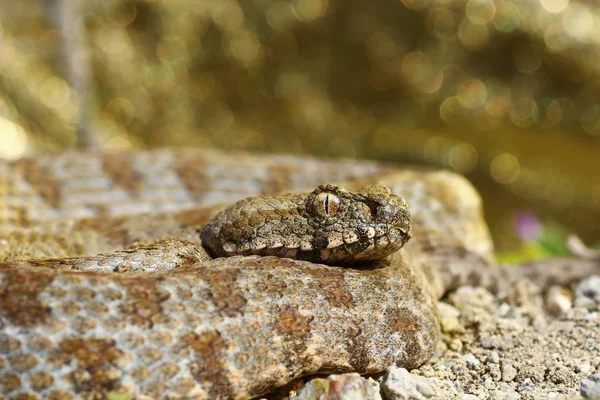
[1,149,581,399]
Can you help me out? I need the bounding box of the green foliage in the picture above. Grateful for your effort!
[496,222,571,264]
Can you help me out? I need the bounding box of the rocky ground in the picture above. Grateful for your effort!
[265,275,600,400]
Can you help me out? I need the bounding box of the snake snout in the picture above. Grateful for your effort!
[397,222,413,239]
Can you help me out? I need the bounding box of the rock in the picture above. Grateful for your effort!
[505,280,542,308]
[486,351,500,364]
[438,302,465,334]
[489,390,519,400]
[577,363,591,374]
[488,364,501,382]
[581,372,600,399]
[501,362,517,382]
[448,287,496,313]
[291,373,381,400]
[462,354,480,369]
[545,286,573,316]
[519,378,533,392]
[576,276,600,304]
[438,302,461,318]
[381,367,437,399]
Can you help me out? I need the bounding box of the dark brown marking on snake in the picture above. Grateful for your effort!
[57,336,126,398]
[202,267,248,317]
[46,389,75,400]
[345,333,371,372]
[254,272,289,297]
[14,158,61,210]
[0,264,54,328]
[304,266,355,308]
[102,153,142,194]
[265,164,294,194]
[384,306,424,369]
[0,370,22,394]
[29,371,55,392]
[173,157,210,201]
[119,277,171,328]
[274,305,315,376]
[75,217,134,249]
[274,305,314,340]
[187,329,234,399]
[7,352,38,373]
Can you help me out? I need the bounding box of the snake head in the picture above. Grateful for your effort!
[201,183,412,265]
[301,183,412,263]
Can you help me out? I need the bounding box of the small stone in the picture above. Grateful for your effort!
[576,276,600,304]
[577,363,591,374]
[488,364,501,382]
[462,354,480,369]
[460,395,480,400]
[497,303,516,319]
[505,280,542,308]
[501,362,517,382]
[481,339,497,349]
[448,287,496,312]
[581,372,600,399]
[381,367,436,399]
[519,376,533,388]
[545,286,573,316]
[531,314,547,330]
[490,390,519,400]
[438,302,461,318]
[291,373,381,400]
[487,351,500,364]
[438,303,465,334]
[519,378,533,392]
[449,338,463,352]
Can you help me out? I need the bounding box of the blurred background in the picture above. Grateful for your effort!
[0,0,599,259]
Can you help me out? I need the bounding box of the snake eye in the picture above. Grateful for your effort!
[313,192,341,218]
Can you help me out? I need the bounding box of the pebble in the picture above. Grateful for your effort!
[439,303,465,334]
[545,286,573,316]
[438,302,461,318]
[577,363,591,374]
[290,373,381,400]
[581,372,600,399]
[501,362,518,382]
[490,390,519,400]
[449,338,464,352]
[481,339,497,349]
[463,354,480,369]
[487,351,500,364]
[497,303,515,318]
[448,287,496,312]
[576,276,600,304]
[519,378,534,392]
[381,367,436,400]
[488,364,501,382]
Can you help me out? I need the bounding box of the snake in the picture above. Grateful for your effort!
[0,149,597,400]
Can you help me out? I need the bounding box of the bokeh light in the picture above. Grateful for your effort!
[0,117,28,159]
[1,0,600,252]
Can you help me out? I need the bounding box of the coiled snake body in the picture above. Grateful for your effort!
[0,150,592,399]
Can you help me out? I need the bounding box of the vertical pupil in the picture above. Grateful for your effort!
[324,194,330,215]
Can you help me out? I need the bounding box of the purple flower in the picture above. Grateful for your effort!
[514,211,541,241]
